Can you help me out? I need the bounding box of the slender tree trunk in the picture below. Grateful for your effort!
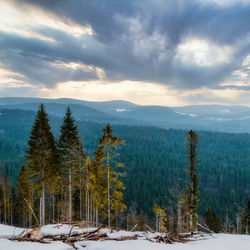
[3,189,6,224]
[107,148,110,227]
[23,201,26,228]
[85,184,88,221]
[80,186,82,221]
[96,209,98,224]
[190,209,193,232]
[52,194,55,223]
[40,180,45,226]
[236,214,240,234]
[177,201,181,233]
[90,193,92,222]
[69,167,72,221]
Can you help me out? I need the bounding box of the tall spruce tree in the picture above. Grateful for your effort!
[58,107,84,221]
[183,130,199,232]
[98,124,125,226]
[26,104,58,226]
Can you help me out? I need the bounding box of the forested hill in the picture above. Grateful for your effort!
[0,108,250,225]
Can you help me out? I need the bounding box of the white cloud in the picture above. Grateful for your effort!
[0,0,92,42]
[197,0,250,7]
[175,39,232,67]
[116,15,168,62]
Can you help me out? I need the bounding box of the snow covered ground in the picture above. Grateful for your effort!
[0,224,249,250]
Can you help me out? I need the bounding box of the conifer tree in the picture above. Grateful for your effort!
[182,130,199,232]
[204,207,222,233]
[58,107,84,221]
[26,104,58,226]
[0,174,11,224]
[240,200,250,234]
[98,124,125,226]
[18,164,34,227]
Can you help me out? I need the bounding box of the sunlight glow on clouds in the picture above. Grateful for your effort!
[38,80,187,106]
[0,0,92,42]
[1,0,250,106]
[175,39,232,67]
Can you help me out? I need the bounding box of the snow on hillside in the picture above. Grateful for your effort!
[0,224,249,250]
[0,224,25,238]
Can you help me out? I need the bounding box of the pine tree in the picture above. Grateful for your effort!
[182,130,199,232]
[240,200,250,234]
[0,174,11,224]
[98,124,125,226]
[26,104,59,226]
[205,207,213,229]
[58,107,84,221]
[18,164,34,227]
[204,207,222,233]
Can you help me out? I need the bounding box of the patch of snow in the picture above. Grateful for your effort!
[176,112,197,117]
[76,233,250,250]
[116,109,130,112]
[203,117,232,121]
[0,238,73,250]
[216,109,231,113]
[0,224,26,238]
[1,224,250,250]
[41,224,96,237]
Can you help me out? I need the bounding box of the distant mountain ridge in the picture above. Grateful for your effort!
[1,97,250,133]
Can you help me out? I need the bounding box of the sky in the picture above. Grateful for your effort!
[1,0,250,106]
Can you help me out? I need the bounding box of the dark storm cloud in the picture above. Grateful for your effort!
[2,0,250,89]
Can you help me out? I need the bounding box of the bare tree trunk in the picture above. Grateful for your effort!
[237,214,240,234]
[10,195,12,226]
[80,187,82,221]
[40,181,45,226]
[96,209,98,223]
[69,167,72,221]
[107,148,110,227]
[52,194,55,223]
[155,214,158,232]
[177,201,181,233]
[3,188,6,224]
[190,209,193,232]
[23,201,26,228]
[190,182,194,232]
[85,183,89,222]
[43,181,45,225]
[90,193,92,222]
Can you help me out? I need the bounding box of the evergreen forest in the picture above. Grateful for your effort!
[0,107,250,233]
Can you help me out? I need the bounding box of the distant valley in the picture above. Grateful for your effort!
[1,97,250,133]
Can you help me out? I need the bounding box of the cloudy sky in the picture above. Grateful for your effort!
[1,0,250,106]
